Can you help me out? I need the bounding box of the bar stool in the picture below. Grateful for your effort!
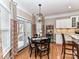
[61,34,75,59]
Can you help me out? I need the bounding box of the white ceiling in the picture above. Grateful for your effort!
[14,0,79,17]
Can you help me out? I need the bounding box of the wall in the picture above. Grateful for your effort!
[17,8,32,20]
[45,19,55,25]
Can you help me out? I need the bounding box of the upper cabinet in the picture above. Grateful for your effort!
[56,16,79,28]
[56,19,72,28]
[71,16,79,28]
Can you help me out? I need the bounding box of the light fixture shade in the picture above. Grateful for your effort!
[37,14,43,22]
[37,4,43,22]
[36,4,45,36]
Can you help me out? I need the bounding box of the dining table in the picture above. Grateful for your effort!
[32,37,48,40]
[68,34,79,59]
[32,37,49,58]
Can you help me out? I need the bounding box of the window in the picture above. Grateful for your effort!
[17,16,32,51]
[0,4,10,57]
[17,17,25,50]
[26,21,32,37]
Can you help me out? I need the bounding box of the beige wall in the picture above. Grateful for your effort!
[45,19,55,25]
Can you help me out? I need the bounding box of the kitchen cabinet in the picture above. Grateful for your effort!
[71,16,79,28]
[56,34,62,44]
[56,19,72,28]
[56,34,73,44]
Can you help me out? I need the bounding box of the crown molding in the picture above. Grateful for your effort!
[17,6,32,16]
[45,10,79,20]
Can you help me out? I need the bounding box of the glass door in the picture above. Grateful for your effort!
[25,21,32,45]
[17,16,32,51]
[17,20,25,51]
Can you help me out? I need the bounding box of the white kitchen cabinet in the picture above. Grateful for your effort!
[56,19,72,28]
[56,34,73,44]
[56,34,62,44]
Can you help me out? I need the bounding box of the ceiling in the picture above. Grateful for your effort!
[14,0,79,17]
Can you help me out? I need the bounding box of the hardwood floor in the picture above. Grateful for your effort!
[15,43,73,59]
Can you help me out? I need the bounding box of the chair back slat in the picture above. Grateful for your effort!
[61,34,65,45]
[34,34,38,38]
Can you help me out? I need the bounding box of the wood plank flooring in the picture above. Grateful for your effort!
[15,43,73,59]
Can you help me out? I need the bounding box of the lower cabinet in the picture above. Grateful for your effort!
[56,34,62,44]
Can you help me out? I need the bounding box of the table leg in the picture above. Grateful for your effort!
[35,44,37,58]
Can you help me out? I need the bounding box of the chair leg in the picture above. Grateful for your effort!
[48,52,49,59]
[72,46,75,59]
[61,45,64,54]
[30,49,32,57]
[35,48,37,58]
[76,45,79,59]
[40,52,42,59]
[63,49,65,59]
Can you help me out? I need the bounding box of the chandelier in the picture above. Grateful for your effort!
[37,4,43,22]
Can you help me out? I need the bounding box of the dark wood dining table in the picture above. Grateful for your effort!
[68,34,79,59]
[32,37,48,58]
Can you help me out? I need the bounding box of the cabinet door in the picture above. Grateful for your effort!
[56,20,62,28]
[56,34,62,44]
[71,17,77,27]
[56,19,72,28]
[66,19,72,28]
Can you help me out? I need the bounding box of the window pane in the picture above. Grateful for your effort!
[0,4,10,56]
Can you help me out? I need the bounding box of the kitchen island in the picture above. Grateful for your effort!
[68,34,79,59]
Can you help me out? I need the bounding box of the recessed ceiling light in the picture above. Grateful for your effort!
[68,6,71,9]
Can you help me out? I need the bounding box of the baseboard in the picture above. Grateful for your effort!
[18,45,29,53]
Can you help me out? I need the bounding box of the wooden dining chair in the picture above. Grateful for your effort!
[36,38,51,59]
[28,37,35,57]
[34,34,38,38]
[61,34,75,59]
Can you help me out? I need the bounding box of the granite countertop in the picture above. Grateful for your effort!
[69,34,79,44]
